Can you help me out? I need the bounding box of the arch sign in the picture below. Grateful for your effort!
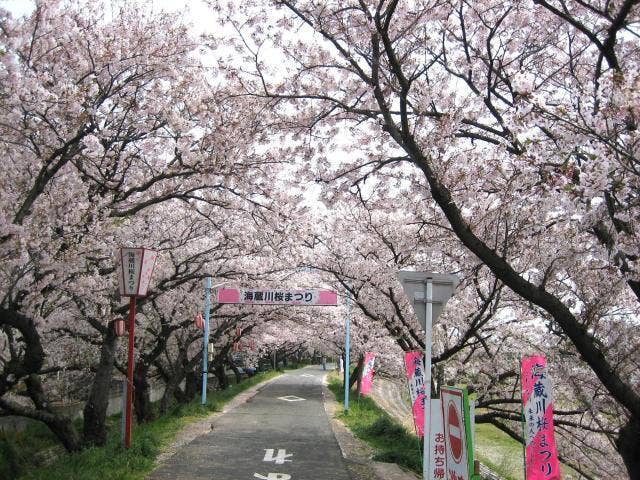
[217,287,338,306]
[441,386,474,480]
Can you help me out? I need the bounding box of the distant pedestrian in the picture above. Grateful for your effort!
[322,356,327,370]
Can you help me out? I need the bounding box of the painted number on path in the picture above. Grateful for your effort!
[254,474,291,480]
[263,449,293,465]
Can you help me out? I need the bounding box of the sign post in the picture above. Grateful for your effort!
[344,290,351,412]
[398,271,458,480]
[201,277,212,405]
[116,247,158,449]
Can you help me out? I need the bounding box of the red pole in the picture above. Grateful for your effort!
[125,296,136,448]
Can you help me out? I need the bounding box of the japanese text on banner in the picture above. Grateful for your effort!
[521,355,561,480]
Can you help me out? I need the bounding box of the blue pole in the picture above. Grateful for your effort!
[344,290,351,412]
[201,277,212,405]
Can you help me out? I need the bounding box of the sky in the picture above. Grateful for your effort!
[2,0,212,29]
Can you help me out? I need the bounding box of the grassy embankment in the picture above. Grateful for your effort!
[0,370,282,480]
[328,373,528,480]
[327,374,422,474]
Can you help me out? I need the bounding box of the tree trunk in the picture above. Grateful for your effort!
[159,369,183,414]
[227,356,242,384]
[355,354,365,397]
[617,415,640,480]
[133,362,153,423]
[185,369,199,399]
[214,363,229,390]
[349,365,360,389]
[25,375,82,452]
[83,327,118,446]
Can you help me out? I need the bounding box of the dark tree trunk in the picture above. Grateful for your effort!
[349,360,361,390]
[83,327,118,446]
[25,375,82,452]
[185,369,199,399]
[227,356,242,384]
[214,363,229,390]
[617,415,640,480]
[355,354,365,397]
[133,362,153,423]
[159,369,183,414]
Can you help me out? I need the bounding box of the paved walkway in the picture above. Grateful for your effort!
[149,367,351,480]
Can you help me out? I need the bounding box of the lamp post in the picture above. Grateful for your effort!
[344,289,352,412]
[116,247,158,449]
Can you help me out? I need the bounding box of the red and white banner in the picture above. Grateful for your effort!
[404,351,427,437]
[217,288,338,306]
[429,398,447,480]
[441,387,471,480]
[521,355,561,480]
[359,353,376,396]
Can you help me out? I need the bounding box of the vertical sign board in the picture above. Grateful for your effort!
[430,398,447,480]
[441,387,474,480]
[359,353,376,396]
[404,351,427,437]
[117,248,158,297]
[521,355,561,480]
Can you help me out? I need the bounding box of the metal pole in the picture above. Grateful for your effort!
[125,296,136,449]
[344,291,351,412]
[201,277,212,405]
[423,278,433,480]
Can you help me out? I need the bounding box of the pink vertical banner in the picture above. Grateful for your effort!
[521,355,561,480]
[404,351,427,437]
[359,353,376,396]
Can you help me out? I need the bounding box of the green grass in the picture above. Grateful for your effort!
[329,374,530,480]
[2,371,281,480]
[474,422,524,480]
[327,374,422,474]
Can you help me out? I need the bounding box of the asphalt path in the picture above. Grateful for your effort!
[148,366,351,480]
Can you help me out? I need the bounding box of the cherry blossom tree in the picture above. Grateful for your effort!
[219,0,640,476]
[0,0,284,450]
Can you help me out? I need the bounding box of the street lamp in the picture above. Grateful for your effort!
[116,247,158,449]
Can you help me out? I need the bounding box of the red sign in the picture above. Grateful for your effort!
[447,401,463,463]
[441,386,471,480]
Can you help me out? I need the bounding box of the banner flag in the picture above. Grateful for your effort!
[521,355,561,480]
[359,353,376,396]
[404,351,427,437]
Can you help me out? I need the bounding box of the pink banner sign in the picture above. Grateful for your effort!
[521,355,561,480]
[216,288,338,306]
[359,353,376,396]
[404,351,427,437]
